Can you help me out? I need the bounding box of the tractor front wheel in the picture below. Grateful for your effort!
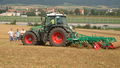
[49,28,67,46]
[22,32,37,45]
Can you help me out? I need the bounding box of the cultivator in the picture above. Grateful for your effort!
[68,32,117,50]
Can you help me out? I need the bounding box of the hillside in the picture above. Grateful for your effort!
[0,0,120,7]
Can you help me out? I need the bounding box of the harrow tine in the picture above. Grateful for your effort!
[82,42,88,47]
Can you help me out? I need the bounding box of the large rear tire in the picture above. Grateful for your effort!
[49,28,67,46]
[22,32,37,45]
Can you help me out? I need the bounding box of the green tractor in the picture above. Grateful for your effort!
[22,13,117,50]
[22,13,73,46]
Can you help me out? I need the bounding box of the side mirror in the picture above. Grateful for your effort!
[41,17,45,24]
[41,17,44,22]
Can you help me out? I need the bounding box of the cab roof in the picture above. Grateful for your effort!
[47,13,66,16]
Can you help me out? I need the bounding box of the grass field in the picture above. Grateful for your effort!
[0,24,120,68]
[68,17,120,24]
[0,16,41,22]
[109,28,120,31]
[0,16,120,24]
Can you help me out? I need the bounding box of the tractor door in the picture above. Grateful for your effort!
[44,16,56,31]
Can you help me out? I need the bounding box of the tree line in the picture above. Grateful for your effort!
[0,8,120,16]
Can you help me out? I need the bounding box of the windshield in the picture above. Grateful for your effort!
[56,16,67,24]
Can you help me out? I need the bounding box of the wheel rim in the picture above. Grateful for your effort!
[25,34,34,44]
[52,32,64,44]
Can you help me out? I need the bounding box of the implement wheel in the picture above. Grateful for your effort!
[22,32,37,45]
[49,28,67,46]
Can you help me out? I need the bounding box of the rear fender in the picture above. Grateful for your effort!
[48,26,70,34]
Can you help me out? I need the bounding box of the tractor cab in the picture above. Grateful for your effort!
[22,13,73,46]
[44,13,67,26]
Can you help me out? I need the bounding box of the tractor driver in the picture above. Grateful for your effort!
[50,18,55,24]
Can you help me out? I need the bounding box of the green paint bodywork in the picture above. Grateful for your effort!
[31,25,44,30]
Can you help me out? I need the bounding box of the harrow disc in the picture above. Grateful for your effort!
[94,42,101,50]
[108,43,116,49]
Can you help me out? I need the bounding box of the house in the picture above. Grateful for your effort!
[80,9,85,15]
[8,9,16,12]
[6,9,33,16]
[45,8,55,13]
[0,12,15,16]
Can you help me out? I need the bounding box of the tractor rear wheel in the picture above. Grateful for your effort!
[22,32,37,45]
[49,28,67,46]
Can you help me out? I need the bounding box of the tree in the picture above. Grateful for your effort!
[84,8,89,16]
[74,8,80,15]
[26,12,36,16]
[39,11,46,17]
[92,26,97,29]
[91,9,96,15]
[69,10,74,15]
[38,9,46,17]
[57,9,69,15]
[83,24,91,29]
[0,10,6,14]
